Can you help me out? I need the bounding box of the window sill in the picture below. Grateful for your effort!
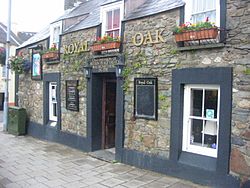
[177,43,225,52]
[45,60,60,65]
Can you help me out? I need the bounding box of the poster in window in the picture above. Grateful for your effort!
[31,52,42,80]
[134,78,157,120]
[66,80,79,111]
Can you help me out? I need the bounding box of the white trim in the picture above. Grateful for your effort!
[183,0,220,27]
[49,82,57,122]
[100,1,124,37]
[49,21,63,48]
[182,84,220,158]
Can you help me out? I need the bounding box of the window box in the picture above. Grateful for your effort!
[174,28,218,42]
[91,41,120,52]
[42,51,59,61]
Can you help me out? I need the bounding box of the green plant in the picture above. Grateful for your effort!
[9,56,31,74]
[244,68,250,75]
[42,43,58,54]
[95,35,120,44]
[172,18,217,34]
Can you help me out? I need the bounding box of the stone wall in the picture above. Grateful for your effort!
[59,28,96,136]
[226,0,250,183]
[123,0,250,182]
[18,41,47,125]
[123,9,179,158]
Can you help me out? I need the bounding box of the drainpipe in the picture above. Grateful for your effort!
[3,0,12,132]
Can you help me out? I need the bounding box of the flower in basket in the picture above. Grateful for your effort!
[91,35,121,52]
[42,43,59,60]
[172,17,217,34]
[95,35,120,44]
[0,47,6,65]
[172,17,218,42]
[9,55,31,74]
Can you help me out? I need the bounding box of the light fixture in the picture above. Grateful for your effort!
[116,55,125,78]
[83,64,92,79]
[82,58,92,79]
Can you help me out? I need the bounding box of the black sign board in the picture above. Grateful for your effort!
[134,78,157,120]
[66,80,79,111]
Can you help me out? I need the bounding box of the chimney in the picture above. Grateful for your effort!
[64,0,85,10]
[124,0,147,17]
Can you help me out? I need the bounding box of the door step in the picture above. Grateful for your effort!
[88,148,115,162]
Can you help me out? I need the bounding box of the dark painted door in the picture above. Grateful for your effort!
[102,79,116,149]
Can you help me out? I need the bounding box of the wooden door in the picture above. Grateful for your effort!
[102,79,116,149]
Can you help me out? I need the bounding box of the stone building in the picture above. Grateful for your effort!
[16,0,250,187]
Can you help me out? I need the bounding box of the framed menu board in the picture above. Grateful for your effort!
[66,80,79,111]
[134,77,158,120]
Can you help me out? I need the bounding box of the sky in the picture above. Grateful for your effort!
[0,0,64,32]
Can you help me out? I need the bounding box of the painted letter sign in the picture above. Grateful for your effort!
[132,30,166,46]
[63,41,89,55]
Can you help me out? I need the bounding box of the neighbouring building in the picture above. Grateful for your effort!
[0,22,36,110]
[15,0,250,187]
[0,22,22,109]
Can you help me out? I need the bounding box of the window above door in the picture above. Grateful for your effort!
[100,1,124,37]
[49,21,63,49]
[184,0,220,27]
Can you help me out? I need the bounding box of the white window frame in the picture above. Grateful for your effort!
[184,0,220,27]
[49,82,58,122]
[182,84,220,158]
[49,21,63,49]
[100,1,124,37]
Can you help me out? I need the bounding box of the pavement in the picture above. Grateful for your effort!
[0,111,210,188]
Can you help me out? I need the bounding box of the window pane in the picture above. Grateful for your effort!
[190,119,203,145]
[53,103,57,117]
[191,89,203,117]
[204,89,218,119]
[107,11,112,30]
[191,0,216,23]
[113,9,120,29]
[204,120,217,149]
[113,29,119,37]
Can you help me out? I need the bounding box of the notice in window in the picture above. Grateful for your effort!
[66,80,79,111]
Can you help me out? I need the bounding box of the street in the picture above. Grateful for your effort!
[0,112,209,188]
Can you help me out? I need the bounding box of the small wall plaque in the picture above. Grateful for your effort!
[134,77,158,120]
[66,80,79,111]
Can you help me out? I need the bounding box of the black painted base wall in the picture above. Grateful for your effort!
[119,148,240,188]
[28,121,90,152]
[28,121,240,188]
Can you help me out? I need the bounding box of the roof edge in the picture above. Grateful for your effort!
[124,2,184,22]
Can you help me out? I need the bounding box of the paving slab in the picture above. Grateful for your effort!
[0,123,210,188]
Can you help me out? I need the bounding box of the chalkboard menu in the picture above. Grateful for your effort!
[134,78,157,120]
[66,80,79,111]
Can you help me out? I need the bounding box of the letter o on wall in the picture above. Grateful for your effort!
[132,33,144,46]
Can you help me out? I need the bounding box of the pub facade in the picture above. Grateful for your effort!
[16,0,250,187]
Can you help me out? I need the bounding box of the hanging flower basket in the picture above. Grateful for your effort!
[0,47,6,65]
[9,56,31,74]
[174,28,218,42]
[42,51,59,61]
[91,41,121,52]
